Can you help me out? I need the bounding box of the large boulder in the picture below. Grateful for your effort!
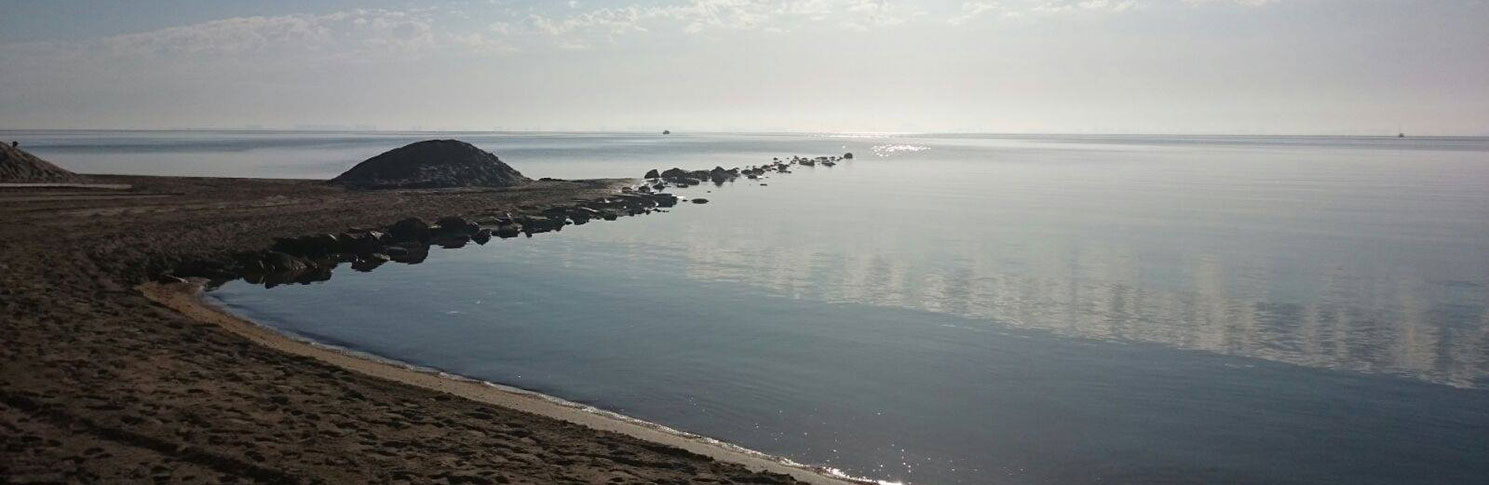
[434,216,479,235]
[329,140,530,189]
[388,217,432,242]
[262,251,309,273]
[0,142,80,183]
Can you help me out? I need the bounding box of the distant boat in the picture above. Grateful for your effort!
[1398,132,1405,138]
[663,130,671,135]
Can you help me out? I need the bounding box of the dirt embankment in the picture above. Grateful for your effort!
[0,175,820,484]
[0,142,81,183]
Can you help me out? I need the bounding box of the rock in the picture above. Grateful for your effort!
[348,231,388,254]
[351,253,390,272]
[708,166,734,184]
[644,168,660,179]
[434,216,479,235]
[328,139,530,189]
[309,234,340,254]
[494,223,522,238]
[646,193,679,207]
[691,198,710,204]
[471,228,492,244]
[262,252,308,273]
[517,216,564,234]
[270,236,308,256]
[843,152,853,159]
[389,218,431,242]
[434,233,470,249]
[388,244,429,264]
[566,206,599,224]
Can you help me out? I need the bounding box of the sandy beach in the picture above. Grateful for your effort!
[0,175,852,483]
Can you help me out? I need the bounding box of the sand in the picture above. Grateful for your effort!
[0,175,857,484]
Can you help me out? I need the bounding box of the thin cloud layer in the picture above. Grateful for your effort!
[517,0,928,48]
[0,9,509,64]
[1,0,1484,134]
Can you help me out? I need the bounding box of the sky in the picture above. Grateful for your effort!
[1,0,1486,134]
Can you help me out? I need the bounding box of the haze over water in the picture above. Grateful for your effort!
[19,131,1489,483]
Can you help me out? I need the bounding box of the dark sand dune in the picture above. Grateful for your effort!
[0,141,80,183]
[330,140,531,189]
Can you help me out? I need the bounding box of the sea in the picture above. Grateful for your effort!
[11,130,1489,484]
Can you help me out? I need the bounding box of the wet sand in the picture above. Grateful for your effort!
[0,175,852,483]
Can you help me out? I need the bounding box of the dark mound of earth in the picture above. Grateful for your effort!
[330,139,531,189]
[0,142,80,183]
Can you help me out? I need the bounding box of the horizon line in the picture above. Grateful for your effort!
[2,128,1487,138]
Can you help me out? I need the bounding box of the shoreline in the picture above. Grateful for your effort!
[142,279,866,485]
[1,173,850,483]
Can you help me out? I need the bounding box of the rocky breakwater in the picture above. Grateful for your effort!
[162,144,848,289]
[167,190,682,288]
[639,152,851,191]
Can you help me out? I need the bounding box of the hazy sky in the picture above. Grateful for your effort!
[2,0,1486,134]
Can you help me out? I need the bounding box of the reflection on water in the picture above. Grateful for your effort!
[547,135,1489,389]
[671,231,1489,388]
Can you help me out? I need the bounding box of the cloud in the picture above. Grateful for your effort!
[518,0,927,47]
[1183,0,1280,6]
[949,0,1280,24]
[950,0,1142,24]
[0,8,510,65]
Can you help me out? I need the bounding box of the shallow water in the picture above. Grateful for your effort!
[17,130,1488,483]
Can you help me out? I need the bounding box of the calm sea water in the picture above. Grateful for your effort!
[16,131,1489,484]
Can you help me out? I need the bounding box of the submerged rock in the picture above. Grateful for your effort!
[351,253,391,272]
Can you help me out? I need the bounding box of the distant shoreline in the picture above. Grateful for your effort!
[8,128,1489,137]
